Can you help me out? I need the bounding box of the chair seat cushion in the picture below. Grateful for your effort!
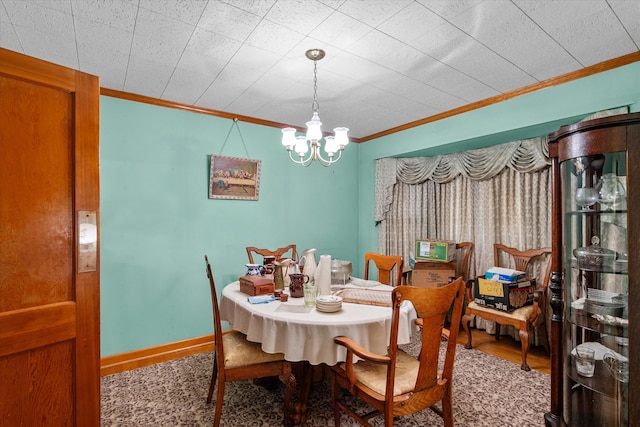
[339,350,420,396]
[223,331,285,368]
[467,301,536,322]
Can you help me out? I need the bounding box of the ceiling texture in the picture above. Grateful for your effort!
[1,0,639,142]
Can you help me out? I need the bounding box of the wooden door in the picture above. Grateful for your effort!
[0,48,100,426]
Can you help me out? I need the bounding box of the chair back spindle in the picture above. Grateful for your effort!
[205,255,225,365]
[246,244,297,264]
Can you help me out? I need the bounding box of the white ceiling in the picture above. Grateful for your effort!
[1,0,639,140]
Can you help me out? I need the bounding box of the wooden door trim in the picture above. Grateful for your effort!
[0,47,76,90]
[72,64,101,427]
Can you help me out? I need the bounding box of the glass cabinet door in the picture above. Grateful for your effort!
[561,152,628,426]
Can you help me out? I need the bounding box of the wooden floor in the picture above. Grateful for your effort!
[455,327,551,374]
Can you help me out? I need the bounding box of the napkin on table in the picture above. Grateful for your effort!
[248,294,275,304]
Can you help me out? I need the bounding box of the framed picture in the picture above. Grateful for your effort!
[209,155,261,200]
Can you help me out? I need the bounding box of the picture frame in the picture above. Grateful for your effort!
[209,155,261,200]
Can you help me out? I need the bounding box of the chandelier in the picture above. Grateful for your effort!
[281,49,349,167]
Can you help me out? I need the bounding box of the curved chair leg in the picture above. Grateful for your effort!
[518,328,532,371]
[207,354,218,404]
[442,386,454,427]
[280,371,297,427]
[539,321,551,355]
[330,371,342,427]
[384,407,394,427]
[461,314,473,349]
[213,380,225,427]
[384,411,393,427]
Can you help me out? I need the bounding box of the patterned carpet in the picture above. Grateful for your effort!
[101,333,550,426]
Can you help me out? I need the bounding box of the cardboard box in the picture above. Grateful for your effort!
[485,267,526,283]
[239,275,275,296]
[410,261,457,288]
[415,239,457,262]
[473,277,536,312]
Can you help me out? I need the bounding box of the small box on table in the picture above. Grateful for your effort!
[239,275,275,296]
[485,267,526,283]
[410,261,457,288]
[415,239,457,262]
[473,276,536,312]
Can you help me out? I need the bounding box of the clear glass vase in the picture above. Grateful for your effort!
[596,173,626,210]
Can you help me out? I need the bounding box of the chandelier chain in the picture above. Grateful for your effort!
[312,59,319,114]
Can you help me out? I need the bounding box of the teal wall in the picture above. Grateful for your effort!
[100,61,640,357]
[100,98,360,356]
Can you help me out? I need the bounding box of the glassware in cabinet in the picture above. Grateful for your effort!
[546,113,639,427]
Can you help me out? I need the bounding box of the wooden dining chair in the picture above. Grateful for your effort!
[330,277,466,427]
[204,255,296,427]
[454,242,474,282]
[246,244,297,264]
[461,244,552,371]
[364,252,403,286]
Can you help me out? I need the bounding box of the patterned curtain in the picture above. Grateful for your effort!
[382,167,551,341]
[375,106,629,342]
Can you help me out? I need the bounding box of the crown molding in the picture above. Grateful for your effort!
[101,51,640,144]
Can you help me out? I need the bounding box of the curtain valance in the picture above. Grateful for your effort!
[375,106,630,223]
[376,137,548,222]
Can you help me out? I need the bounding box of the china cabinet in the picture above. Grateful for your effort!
[545,113,639,426]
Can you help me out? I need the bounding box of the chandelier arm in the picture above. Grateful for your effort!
[329,149,343,163]
[287,149,314,167]
[286,143,343,167]
[317,158,333,167]
[312,146,342,167]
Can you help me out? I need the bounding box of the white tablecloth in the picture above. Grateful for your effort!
[220,281,418,366]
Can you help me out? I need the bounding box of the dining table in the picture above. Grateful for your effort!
[219,278,419,424]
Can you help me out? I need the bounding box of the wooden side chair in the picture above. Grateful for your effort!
[461,244,552,371]
[364,252,403,286]
[204,255,296,427]
[330,277,466,427]
[246,244,297,264]
[455,242,474,282]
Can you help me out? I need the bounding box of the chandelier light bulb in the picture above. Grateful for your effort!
[333,127,349,148]
[324,136,337,155]
[305,112,322,141]
[281,127,297,148]
[294,135,309,156]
